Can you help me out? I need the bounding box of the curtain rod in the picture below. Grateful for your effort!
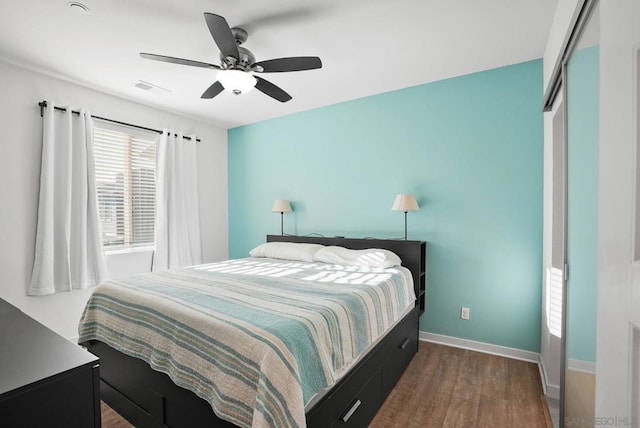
[37,101,200,142]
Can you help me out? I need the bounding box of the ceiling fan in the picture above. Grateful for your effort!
[140,13,322,103]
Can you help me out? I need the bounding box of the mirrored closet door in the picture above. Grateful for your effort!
[562,2,599,427]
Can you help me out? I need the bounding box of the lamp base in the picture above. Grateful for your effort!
[404,211,408,240]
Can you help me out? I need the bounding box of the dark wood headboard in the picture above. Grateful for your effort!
[266,235,426,313]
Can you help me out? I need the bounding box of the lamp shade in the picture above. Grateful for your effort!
[391,194,419,211]
[271,199,293,213]
[217,70,257,94]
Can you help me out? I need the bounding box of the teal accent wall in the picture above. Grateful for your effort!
[229,60,544,353]
[567,47,599,363]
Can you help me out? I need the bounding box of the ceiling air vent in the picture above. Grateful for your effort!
[134,80,171,95]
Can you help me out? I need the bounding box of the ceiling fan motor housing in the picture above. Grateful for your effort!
[221,45,255,71]
[230,27,248,45]
[220,27,255,71]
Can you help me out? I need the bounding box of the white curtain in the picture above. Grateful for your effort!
[29,102,109,295]
[153,130,202,271]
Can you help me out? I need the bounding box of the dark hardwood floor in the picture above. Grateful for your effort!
[101,402,133,428]
[370,341,552,427]
[101,341,552,428]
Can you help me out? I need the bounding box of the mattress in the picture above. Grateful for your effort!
[78,257,415,428]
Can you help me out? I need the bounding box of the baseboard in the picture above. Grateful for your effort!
[567,358,596,374]
[538,355,560,399]
[419,332,539,363]
[538,356,548,395]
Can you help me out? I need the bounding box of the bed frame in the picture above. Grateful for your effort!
[85,235,426,428]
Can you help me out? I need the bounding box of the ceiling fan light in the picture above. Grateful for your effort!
[217,70,256,94]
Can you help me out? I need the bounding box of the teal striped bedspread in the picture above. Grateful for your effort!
[78,258,415,428]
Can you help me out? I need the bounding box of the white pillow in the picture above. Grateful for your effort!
[249,242,325,263]
[313,246,402,268]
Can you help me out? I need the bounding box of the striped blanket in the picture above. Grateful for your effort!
[78,258,415,428]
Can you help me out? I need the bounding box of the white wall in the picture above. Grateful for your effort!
[596,0,637,421]
[0,59,228,339]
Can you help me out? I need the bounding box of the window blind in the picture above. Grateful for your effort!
[93,125,157,250]
[547,267,563,338]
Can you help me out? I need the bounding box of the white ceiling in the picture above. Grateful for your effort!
[0,0,557,129]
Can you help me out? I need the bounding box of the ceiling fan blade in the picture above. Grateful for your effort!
[204,13,239,60]
[254,76,292,102]
[140,53,220,69]
[253,56,322,73]
[201,81,224,99]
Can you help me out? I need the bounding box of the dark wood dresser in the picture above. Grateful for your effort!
[0,298,100,427]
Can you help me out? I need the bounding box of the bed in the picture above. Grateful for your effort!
[80,235,426,427]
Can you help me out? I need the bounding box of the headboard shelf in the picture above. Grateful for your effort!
[266,235,427,314]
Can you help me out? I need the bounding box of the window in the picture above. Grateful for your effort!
[93,123,157,251]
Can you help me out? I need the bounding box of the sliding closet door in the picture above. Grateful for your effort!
[541,94,564,407]
[564,3,599,426]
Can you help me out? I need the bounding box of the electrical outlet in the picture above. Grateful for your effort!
[460,307,470,320]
